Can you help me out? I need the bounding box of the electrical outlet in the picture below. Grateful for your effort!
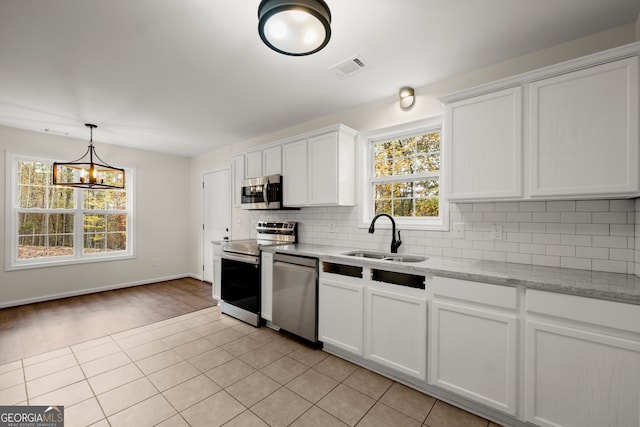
[328,223,336,233]
[453,222,465,239]
[491,225,503,240]
[151,258,157,266]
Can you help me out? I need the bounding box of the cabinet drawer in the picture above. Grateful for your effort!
[432,276,518,310]
[527,289,640,334]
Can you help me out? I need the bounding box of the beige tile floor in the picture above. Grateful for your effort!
[0,306,502,427]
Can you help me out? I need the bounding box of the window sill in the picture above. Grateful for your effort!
[5,253,136,271]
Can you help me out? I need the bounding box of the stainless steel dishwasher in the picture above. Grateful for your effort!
[272,253,319,342]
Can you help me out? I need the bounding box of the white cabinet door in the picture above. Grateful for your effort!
[261,252,274,321]
[309,132,338,205]
[525,320,640,427]
[365,284,427,380]
[282,139,308,207]
[263,145,282,176]
[445,87,522,200]
[430,300,517,414]
[232,155,245,207]
[529,57,639,198]
[245,151,263,179]
[319,277,364,355]
[525,289,640,427]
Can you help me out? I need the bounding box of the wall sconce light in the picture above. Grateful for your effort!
[258,0,332,56]
[399,87,415,109]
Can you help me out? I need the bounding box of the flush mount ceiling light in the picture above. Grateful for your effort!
[52,124,125,189]
[399,87,415,109]
[258,0,332,56]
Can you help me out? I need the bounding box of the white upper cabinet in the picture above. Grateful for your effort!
[244,150,263,179]
[440,42,640,201]
[262,145,282,176]
[529,57,639,198]
[445,87,523,200]
[282,139,308,206]
[244,145,282,179]
[232,154,244,207]
[282,124,357,207]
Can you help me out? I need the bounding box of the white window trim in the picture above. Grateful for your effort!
[360,116,449,231]
[5,152,136,271]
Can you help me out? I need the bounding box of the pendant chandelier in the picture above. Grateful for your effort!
[52,123,125,189]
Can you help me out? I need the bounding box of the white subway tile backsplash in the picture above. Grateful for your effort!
[495,202,519,212]
[520,244,546,255]
[560,212,591,223]
[610,224,634,236]
[546,223,576,234]
[610,199,635,212]
[506,232,532,243]
[519,223,546,233]
[592,259,628,274]
[575,224,610,236]
[507,212,532,222]
[592,236,628,249]
[484,251,507,262]
[610,248,634,262]
[561,235,592,247]
[547,201,575,212]
[546,245,576,257]
[592,212,628,224]
[257,198,640,276]
[507,252,532,264]
[532,233,561,245]
[473,203,495,212]
[484,212,507,222]
[576,247,609,259]
[518,201,546,212]
[532,254,561,267]
[561,257,591,270]
[576,200,609,212]
[532,212,561,223]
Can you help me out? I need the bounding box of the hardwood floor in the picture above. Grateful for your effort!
[0,278,215,365]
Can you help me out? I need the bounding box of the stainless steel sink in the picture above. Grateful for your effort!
[342,251,427,263]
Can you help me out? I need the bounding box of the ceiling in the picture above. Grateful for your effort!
[0,1,638,157]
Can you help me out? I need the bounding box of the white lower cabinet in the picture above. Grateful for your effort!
[365,283,427,380]
[429,277,518,416]
[318,267,364,355]
[525,290,640,427]
[212,245,222,300]
[261,252,274,321]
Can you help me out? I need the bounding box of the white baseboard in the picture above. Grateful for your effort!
[0,273,202,309]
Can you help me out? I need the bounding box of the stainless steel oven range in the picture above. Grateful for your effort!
[220,221,297,326]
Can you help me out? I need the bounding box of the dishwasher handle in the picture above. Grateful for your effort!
[273,253,317,268]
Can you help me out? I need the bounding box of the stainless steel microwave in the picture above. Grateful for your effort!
[240,174,284,210]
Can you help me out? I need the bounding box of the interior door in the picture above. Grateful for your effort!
[203,168,231,283]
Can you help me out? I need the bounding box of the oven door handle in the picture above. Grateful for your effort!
[263,178,270,207]
[221,252,260,265]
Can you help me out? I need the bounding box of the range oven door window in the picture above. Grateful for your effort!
[221,256,260,313]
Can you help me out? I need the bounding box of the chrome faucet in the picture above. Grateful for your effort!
[368,213,402,253]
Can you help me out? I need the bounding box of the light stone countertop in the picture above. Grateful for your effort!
[264,243,640,305]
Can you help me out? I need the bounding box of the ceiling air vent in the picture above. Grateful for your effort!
[327,55,370,79]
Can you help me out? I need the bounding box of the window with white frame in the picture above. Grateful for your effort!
[6,154,134,270]
[364,117,447,230]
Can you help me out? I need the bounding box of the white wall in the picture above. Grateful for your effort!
[189,23,638,277]
[1,126,191,306]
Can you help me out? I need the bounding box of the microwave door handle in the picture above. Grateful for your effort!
[263,179,270,207]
